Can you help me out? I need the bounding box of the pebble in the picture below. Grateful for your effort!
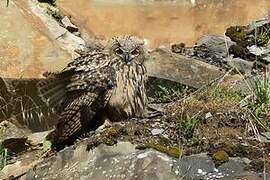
[151,128,164,135]
[197,169,203,174]
[205,112,213,119]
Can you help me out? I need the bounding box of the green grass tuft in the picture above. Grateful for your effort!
[195,85,244,104]
[0,144,8,170]
[179,113,201,139]
[256,24,270,46]
[146,77,193,103]
[246,77,270,130]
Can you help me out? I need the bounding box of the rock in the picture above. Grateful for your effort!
[151,128,164,135]
[248,45,270,64]
[225,26,254,47]
[0,121,28,153]
[0,159,42,180]
[24,142,179,180]
[205,112,212,119]
[195,35,235,59]
[225,17,270,65]
[0,0,71,78]
[193,35,236,69]
[28,0,87,56]
[248,18,270,32]
[27,130,53,146]
[175,153,265,179]
[61,16,79,33]
[0,121,26,139]
[226,57,255,73]
[176,153,216,178]
[247,45,270,56]
[72,31,81,37]
[218,158,246,176]
[2,141,264,179]
[146,48,225,88]
[222,174,269,180]
[171,43,195,57]
[233,75,265,94]
[258,132,270,143]
[171,43,185,53]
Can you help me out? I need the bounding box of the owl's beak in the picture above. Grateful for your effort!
[123,52,132,62]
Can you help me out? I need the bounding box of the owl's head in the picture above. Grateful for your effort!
[105,36,147,65]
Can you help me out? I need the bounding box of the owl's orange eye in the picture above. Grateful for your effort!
[115,48,123,55]
[131,49,139,56]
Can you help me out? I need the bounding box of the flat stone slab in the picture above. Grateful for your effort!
[16,142,267,180]
[146,48,225,88]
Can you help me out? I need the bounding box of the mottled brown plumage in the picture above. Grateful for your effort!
[37,36,148,146]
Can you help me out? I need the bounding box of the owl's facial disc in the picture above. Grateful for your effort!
[115,47,140,63]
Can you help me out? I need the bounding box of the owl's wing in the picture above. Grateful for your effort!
[37,70,74,112]
[37,50,114,111]
[38,50,116,145]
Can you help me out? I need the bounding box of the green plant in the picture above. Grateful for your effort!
[154,85,182,103]
[196,85,243,104]
[146,77,193,103]
[0,144,8,170]
[254,78,270,107]
[246,77,270,130]
[179,113,201,139]
[255,24,270,46]
[46,6,62,22]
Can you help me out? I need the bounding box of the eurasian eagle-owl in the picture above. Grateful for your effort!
[38,36,148,146]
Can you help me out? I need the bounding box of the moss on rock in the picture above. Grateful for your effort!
[212,150,229,165]
[136,143,182,158]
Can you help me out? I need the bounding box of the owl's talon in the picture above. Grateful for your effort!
[96,120,112,132]
[144,110,163,119]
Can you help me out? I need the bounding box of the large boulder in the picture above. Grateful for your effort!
[0,121,28,154]
[146,48,225,88]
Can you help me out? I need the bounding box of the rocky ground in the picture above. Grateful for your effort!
[1,0,270,180]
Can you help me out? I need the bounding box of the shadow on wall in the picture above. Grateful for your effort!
[0,78,58,132]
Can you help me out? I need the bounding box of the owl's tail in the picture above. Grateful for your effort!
[46,92,98,148]
[37,72,70,110]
